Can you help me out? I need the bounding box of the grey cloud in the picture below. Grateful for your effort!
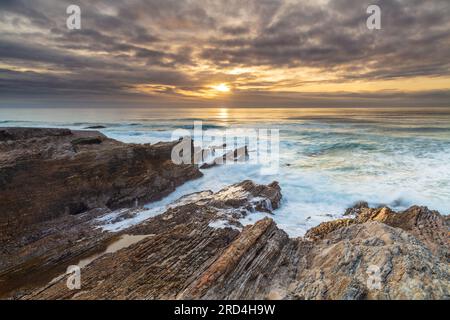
[220,25,251,36]
[200,0,450,80]
[0,0,449,106]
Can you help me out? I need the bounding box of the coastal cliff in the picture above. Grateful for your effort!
[0,127,202,241]
[0,128,448,300]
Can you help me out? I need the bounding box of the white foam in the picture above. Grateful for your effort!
[208,219,242,231]
[3,108,449,237]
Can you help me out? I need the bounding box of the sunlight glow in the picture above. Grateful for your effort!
[212,83,231,93]
[218,107,229,120]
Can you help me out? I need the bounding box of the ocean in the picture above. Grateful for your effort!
[1,107,449,236]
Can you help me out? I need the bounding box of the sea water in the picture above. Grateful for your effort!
[1,107,449,236]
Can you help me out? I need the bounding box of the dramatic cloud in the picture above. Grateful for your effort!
[0,0,449,107]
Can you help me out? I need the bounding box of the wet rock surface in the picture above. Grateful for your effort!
[0,127,202,242]
[9,182,448,300]
[199,146,249,169]
[1,128,449,300]
[0,127,201,297]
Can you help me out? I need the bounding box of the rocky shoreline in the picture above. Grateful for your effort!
[0,128,448,300]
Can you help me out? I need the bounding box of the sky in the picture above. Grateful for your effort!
[0,0,449,108]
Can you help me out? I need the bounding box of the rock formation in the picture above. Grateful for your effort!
[13,182,449,300]
[199,146,249,169]
[0,128,448,300]
[0,127,202,242]
[0,127,202,297]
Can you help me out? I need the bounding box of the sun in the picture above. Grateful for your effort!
[211,83,230,93]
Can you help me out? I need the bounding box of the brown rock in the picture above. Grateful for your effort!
[0,127,202,243]
[0,130,448,300]
[305,218,355,241]
[0,128,203,298]
[344,201,369,216]
[15,181,449,300]
[18,180,282,300]
[200,146,249,169]
[180,218,274,299]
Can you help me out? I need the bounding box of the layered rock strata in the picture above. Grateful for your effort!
[1,128,448,300]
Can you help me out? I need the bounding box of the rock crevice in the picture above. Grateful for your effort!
[0,128,448,300]
[0,127,202,242]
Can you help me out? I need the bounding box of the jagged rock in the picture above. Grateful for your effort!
[15,182,449,300]
[0,128,448,300]
[193,144,227,164]
[305,218,355,241]
[0,127,202,242]
[310,205,450,260]
[344,201,369,216]
[17,180,282,299]
[291,220,449,300]
[200,146,249,169]
[0,206,115,298]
